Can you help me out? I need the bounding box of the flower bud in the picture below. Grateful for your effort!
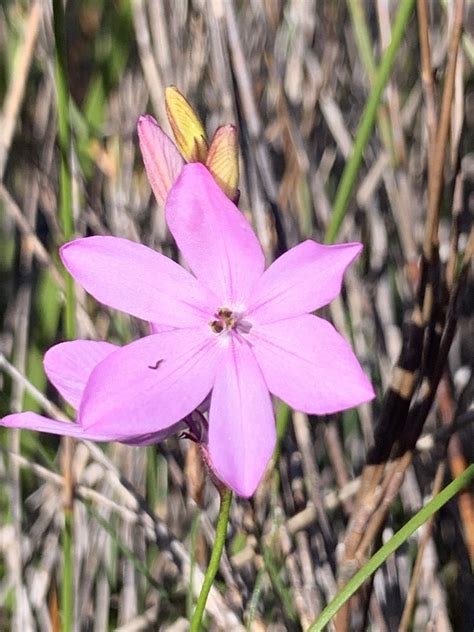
[206,124,239,201]
[165,86,208,163]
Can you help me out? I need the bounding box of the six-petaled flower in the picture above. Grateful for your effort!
[1,163,374,497]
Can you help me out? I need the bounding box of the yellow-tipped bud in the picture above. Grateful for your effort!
[165,86,208,163]
[206,124,239,200]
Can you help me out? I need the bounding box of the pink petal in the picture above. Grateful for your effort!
[124,421,186,445]
[0,413,115,441]
[251,315,375,414]
[149,323,177,334]
[166,163,265,305]
[44,340,118,410]
[61,236,218,327]
[248,240,362,324]
[0,412,183,445]
[79,328,222,438]
[138,115,185,207]
[208,336,275,497]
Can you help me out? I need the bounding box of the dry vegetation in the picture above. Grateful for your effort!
[0,1,473,630]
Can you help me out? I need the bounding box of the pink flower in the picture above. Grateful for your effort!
[38,163,371,497]
[2,164,373,496]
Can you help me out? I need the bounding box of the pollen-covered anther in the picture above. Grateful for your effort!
[217,307,233,319]
[210,307,242,334]
[210,320,225,334]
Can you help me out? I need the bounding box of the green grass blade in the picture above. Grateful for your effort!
[245,566,266,629]
[307,464,474,631]
[325,0,415,243]
[52,1,76,629]
[346,0,395,160]
[263,545,298,623]
[83,499,165,595]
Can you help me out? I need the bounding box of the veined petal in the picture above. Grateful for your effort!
[165,86,208,163]
[61,236,218,327]
[138,115,185,206]
[206,125,239,200]
[80,328,222,437]
[166,164,265,305]
[251,315,374,414]
[44,340,118,410]
[248,240,362,323]
[209,336,275,497]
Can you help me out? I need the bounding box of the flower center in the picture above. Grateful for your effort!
[209,307,252,335]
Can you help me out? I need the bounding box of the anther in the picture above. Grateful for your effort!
[210,320,225,334]
[217,307,233,318]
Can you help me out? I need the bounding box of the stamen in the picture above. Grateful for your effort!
[210,320,225,334]
[210,306,251,336]
[217,307,233,318]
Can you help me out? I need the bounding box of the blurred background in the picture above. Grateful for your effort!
[0,1,473,630]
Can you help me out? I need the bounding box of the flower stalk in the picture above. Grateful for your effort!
[189,487,232,631]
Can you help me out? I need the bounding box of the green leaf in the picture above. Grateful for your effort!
[307,464,474,631]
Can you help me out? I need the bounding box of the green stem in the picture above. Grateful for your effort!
[346,0,395,161]
[61,509,73,628]
[325,0,415,244]
[187,509,202,620]
[189,488,232,631]
[53,0,74,250]
[307,464,474,631]
[245,566,266,629]
[52,1,75,630]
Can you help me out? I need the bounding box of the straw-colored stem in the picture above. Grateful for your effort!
[423,0,464,258]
